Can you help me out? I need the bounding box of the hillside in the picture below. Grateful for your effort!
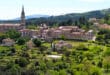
[0,8,110,25]
[0,29,110,75]
[14,14,50,20]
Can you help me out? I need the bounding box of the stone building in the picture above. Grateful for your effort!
[2,38,15,46]
[40,26,95,41]
[55,40,72,50]
[19,29,39,37]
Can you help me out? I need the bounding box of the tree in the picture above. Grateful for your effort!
[8,64,21,75]
[84,51,94,60]
[104,14,109,21]
[90,66,102,75]
[66,19,73,25]
[0,33,7,43]
[15,57,29,67]
[59,70,67,75]
[27,24,37,29]
[104,47,110,56]
[96,35,104,42]
[32,38,42,47]
[74,21,79,26]
[79,16,87,25]
[39,46,47,53]
[6,61,21,75]
[16,37,26,45]
[59,21,67,26]
[10,47,16,53]
[76,44,88,51]
[20,52,30,58]
[104,14,110,24]
[46,70,59,75]
[103,56,110,72]
[60,35,66,40]
[97,60,102,68]
[6,29,21,40]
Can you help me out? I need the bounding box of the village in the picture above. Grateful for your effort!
[0,6,110,53]
[0,6,110,75]
[0,6,97,48]
[0,6,110,52]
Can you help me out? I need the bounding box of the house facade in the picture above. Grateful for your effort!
[2,38,15,46]
[39,25,95,41]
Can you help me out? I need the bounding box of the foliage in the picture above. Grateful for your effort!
[96,29,110,44]
[90,66,102,75]
[32,38,42,47]
[104,47,110,56]
[24,9,108,27]
[6,29,21,40]
[103,56,110,73]
[0,39,109,74]
[0,33,7,43]
[27,24,37,29]
[60,35,66,40]
[15,57,29,67]
[104,14,110,24]
[76,44,89,51]
[10,47,16,53]
[16,37,26,45]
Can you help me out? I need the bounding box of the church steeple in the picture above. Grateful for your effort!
[21,5,25,29]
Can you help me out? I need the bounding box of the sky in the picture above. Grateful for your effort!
[0,0,110,19]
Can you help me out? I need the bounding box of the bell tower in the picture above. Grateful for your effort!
[21,6,26,29]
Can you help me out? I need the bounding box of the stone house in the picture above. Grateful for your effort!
[40,26,95,41]
[2,38,15,46]
[26,40,35,49]
[55,40,72,50]
[19,29,39,38]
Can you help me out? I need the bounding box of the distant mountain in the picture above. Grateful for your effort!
[14,14,50,20]
[0,8,110,25]
[25,8,110,25]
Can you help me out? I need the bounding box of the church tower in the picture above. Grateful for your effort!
[21,6,26,29]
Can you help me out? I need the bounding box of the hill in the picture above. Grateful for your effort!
[0,8,110,25]
[14,14,50,20]
[25,8,110,26]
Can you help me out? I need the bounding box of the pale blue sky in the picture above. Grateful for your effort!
[0,0,110,19]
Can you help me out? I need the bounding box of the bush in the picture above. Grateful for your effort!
[90,66,102,75]
[10,47,16,53]
[6,29,21,40]
[32,38,42,47]
[20,52,30,58]
[104,47,110,56]
[76,44,89,51]
[16,38,26,45]
[15,57,29,67]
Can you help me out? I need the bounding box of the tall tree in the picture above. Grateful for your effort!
[32,38,42,47]
[6,29,21,40]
